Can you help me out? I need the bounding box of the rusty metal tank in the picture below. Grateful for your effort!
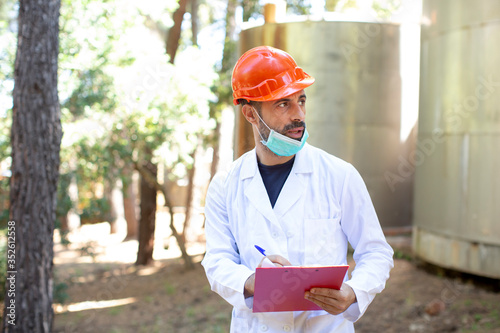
[413,0,500,278]
[234,19,409,229]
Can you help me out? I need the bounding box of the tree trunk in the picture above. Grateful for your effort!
[59,216,68,232]
[209,121,221,182]
[208,0,238,180]
[168,206,194,270]
[191,0,198,46]
[135,160,157,266]
[134,162,194,270]
[166,0,189,63]
[182,150,196,243]
[122,166,138,239]
[3,0,62,331]
[104,179,118,234]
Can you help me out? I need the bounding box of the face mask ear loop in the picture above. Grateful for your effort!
[251,106,271,143]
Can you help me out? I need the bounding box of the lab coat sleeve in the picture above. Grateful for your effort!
[340,165,394,322]
[201,172,255,311]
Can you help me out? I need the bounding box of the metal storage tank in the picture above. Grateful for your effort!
[234,19,410,229]
[413,0,500,278]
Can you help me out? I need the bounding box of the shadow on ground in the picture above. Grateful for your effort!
[53,229,500,333]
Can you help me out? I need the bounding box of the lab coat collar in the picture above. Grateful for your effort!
[240,143,313,180]
[241,144,313,223]
[291,143,313,174]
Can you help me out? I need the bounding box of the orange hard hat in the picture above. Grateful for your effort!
[231,46,315,105]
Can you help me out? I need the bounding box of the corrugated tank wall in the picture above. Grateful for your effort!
[413,0,500,278]
[235,20,411,229]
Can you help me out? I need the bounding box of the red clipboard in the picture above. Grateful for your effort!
[252,265,349,312]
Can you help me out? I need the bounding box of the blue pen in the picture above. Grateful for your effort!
[254,245,275,268]
[254,245,266,256]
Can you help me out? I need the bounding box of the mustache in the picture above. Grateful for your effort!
[282,121,306,132]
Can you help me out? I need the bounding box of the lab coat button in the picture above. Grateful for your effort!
[272,232,278,238]
[283,325,291,332]
[260,324,268,331]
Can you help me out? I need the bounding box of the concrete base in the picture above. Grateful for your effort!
[413,226,500,279]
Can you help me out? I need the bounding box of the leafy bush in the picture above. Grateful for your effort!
[80,197,110,224]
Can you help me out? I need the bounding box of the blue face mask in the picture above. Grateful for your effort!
[253,108,308,157]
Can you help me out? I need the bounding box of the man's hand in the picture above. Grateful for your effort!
[262,254,292,267]
[244,273,256,298]
[244,254,292,298]
[304,283,357,315]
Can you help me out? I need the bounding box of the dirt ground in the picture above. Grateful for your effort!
[52,223,500,333]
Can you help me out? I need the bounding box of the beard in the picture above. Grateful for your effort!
[258,120,306,142]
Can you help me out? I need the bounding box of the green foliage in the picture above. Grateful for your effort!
[286,0,312,15]
[0,97,11,229]
[108,307,123,316]
[53,280,69,304]
[79,241,99,262]
[393,249,413,262]
[80,198,110,224]
[2,0,219,232]
[0,228,6,303]
[164,282,176,295]
[60,131,115,224]
[185,306,196,317]
[0,0,15,175]
[334,0,403,19]
[72,134,117,187]
[239,0,312,22]
[58,0,132,121]
[335,0,359,12]
[0,0,16,90]
[56,173,74,219]
[62,69,117,119]
[0,208,8,227]
[0,177,9,227]
[241,0,262,22]
[372,0,402,18]
[0,110,11,166]
[210,325,226,333]
[56,0,217,216]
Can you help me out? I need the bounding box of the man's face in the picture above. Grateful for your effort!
[254,90,307,142]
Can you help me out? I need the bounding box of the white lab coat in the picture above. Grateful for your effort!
[202,143,394,333]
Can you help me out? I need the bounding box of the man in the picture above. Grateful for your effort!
[202,46,393,332]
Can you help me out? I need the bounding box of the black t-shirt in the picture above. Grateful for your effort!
[257,156,295,208]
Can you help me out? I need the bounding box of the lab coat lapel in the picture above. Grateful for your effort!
[273,144,313,219]
[241,150,279,226]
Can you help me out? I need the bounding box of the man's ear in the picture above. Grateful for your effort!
[241,104,258,126]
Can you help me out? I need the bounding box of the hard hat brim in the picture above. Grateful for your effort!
[233,76,315,105]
